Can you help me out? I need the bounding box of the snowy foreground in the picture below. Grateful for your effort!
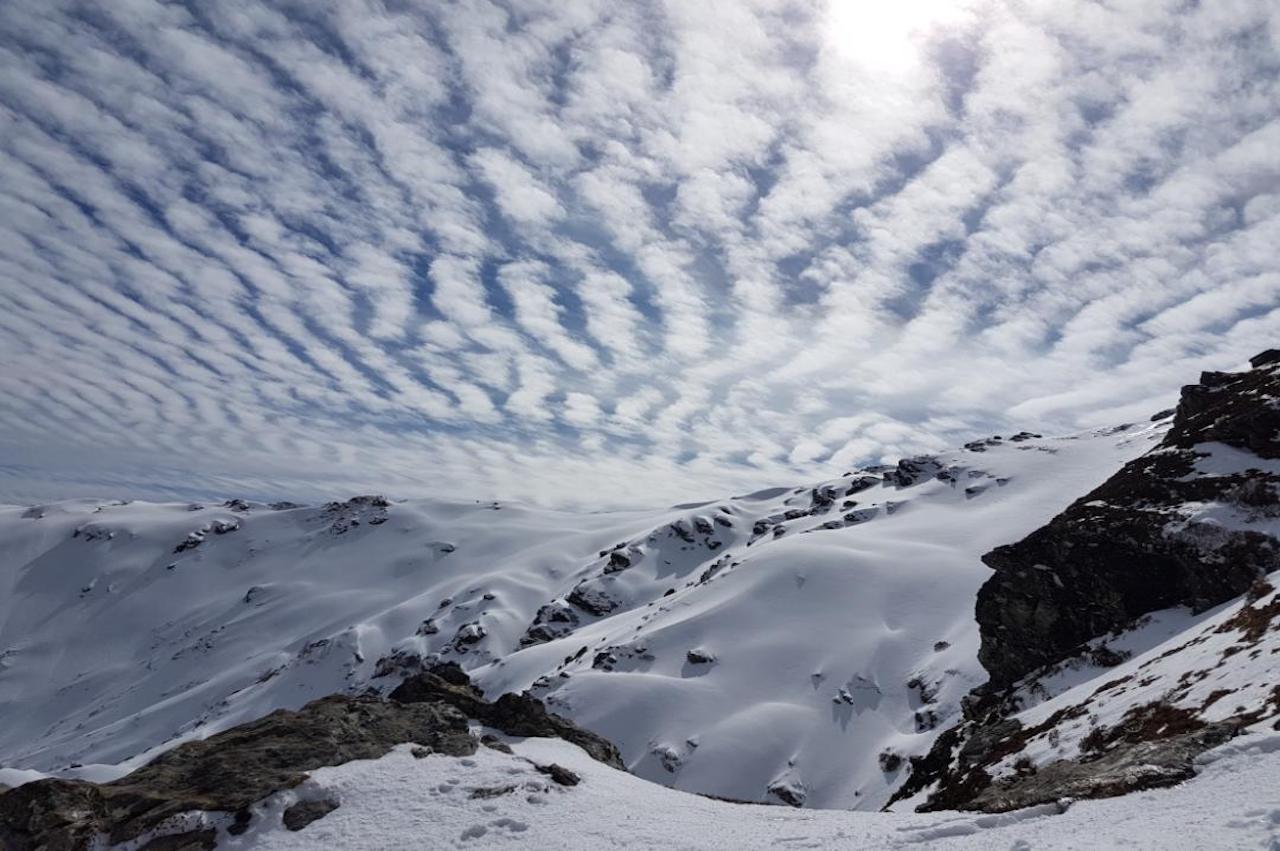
[220,734,1280,850]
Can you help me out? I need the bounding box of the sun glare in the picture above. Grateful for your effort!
[825,0,972,73]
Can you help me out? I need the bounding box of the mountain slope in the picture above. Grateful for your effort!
[897,350,1280,812]
[0,424,1163,810]
[978,349,1280,687]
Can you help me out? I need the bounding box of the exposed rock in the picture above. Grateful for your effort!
[1250,348,1280,368]
[520,602,580,647]
[669,519,696,543]
[373,648,423,679]
[389,669,624,769]
[452,621,486,646]
[699,557,731,584]
[566,581,620,616]
[324,495,391,535]
[468,784,517,799]
[977,353,1280,688]
[885,456,943,488]
[605,550,633,573]
[958,718,1022,768]
[591,642,654,672]
[767,780,806,807]
[685,648,716,665]
[0,695,475,850]
[536,763,580,786]
[1,658,625,848]
[137,829,218,849]
[173,531,205,553]
[427,660,472,687]
[481,734,513,754]
[960,721,1237,813]
[809,486,839,511]
[282,798,339,831]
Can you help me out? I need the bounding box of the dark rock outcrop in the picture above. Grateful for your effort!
[1,662,622,848]
[281,798,340,831]
[977,353,1280,688]
[896,701,1241,814]
[888,353,1280,815]
[0,695,475,850]
[536,763,580,786]
[566,581,621,616]
[520,602,580,647]
[389,668,624,769]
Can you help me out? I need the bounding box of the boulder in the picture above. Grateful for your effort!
[282,798,340,831]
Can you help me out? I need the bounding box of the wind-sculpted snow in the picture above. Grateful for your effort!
[0,424,1164,809]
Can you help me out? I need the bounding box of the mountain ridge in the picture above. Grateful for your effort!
[1,352,1277,849]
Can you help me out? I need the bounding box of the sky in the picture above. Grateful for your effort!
[0,0,1277,509]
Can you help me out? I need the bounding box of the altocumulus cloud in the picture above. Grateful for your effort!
[0,0,1277,507]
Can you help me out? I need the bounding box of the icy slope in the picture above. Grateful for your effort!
[0,424,1163,809]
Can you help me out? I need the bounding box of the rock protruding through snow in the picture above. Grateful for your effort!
[0,664,623,849]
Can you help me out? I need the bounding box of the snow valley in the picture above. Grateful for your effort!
[1,351,1279,850]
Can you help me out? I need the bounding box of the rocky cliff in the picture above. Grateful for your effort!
[977,350,1280,688]
[892,350,1280,814]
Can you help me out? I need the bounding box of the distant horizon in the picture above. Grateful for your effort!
[1,1,1276,508]
[0,387,1189,511]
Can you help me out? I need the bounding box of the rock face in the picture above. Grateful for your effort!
[886,351,1280,815]
[0,695,474,849]
[389,665,625,769]
[977,353,1280,688]
[0,664,621,849]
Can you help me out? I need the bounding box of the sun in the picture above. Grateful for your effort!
[824,0,973,73]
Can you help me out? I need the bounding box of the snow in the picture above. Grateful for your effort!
[204,731,1280,850]
[979,570,1280,780]
[0,424,1170,810]
[1189,442,1280,477]
[4,418,1280,848]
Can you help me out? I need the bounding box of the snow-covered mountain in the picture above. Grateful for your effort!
[0,423,1161,809]
[1,350,1278,850]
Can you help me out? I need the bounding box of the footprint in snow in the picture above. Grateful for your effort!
[460,818,529,841]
